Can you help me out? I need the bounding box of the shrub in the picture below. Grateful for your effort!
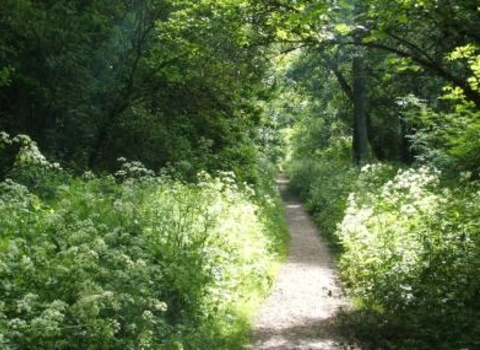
[402,93,480,176]
[0,144,288,349]
[338,165,480,348]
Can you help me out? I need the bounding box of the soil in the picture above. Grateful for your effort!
[246,177,351,350]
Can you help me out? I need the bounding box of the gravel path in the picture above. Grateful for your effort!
[247,177,350,350]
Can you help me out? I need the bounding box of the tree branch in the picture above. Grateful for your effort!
[340,40,480,108]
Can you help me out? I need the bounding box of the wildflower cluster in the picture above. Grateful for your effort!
[338,165,480,346]
[339,166,444,307]
[0,149,288,349]
[0,132,65,198]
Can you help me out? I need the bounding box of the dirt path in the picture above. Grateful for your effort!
[247,177,350,350]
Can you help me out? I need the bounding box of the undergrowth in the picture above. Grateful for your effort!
[0,133,288,349]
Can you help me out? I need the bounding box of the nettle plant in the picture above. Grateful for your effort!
[0,137,282,349]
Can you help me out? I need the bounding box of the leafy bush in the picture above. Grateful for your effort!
[0,138,288,349]
[287,137,480,347]
[338,165,480,348]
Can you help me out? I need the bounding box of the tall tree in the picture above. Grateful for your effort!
[248,0,480,164]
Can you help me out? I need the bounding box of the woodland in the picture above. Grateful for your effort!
[0,0,480,349]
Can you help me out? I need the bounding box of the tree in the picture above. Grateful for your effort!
[248,0,480,165]
[0,0,273,180]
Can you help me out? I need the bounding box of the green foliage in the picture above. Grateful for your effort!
[271,2,480,348]
[338,165,480,348]
[287,124,358,250]
[0,147,288,349]
[0,0,271,177]
[288,147,480,348]
[288,157,355,252]
[0,66,12,87]
[401,45,480,174]
[402,94,480,174]
[0,132,68,197]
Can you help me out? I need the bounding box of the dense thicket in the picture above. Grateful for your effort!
[0,133,288,349]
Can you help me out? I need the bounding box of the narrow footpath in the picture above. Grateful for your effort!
[247,177,350,350]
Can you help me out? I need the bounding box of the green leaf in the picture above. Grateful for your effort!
[334,23,353,35]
